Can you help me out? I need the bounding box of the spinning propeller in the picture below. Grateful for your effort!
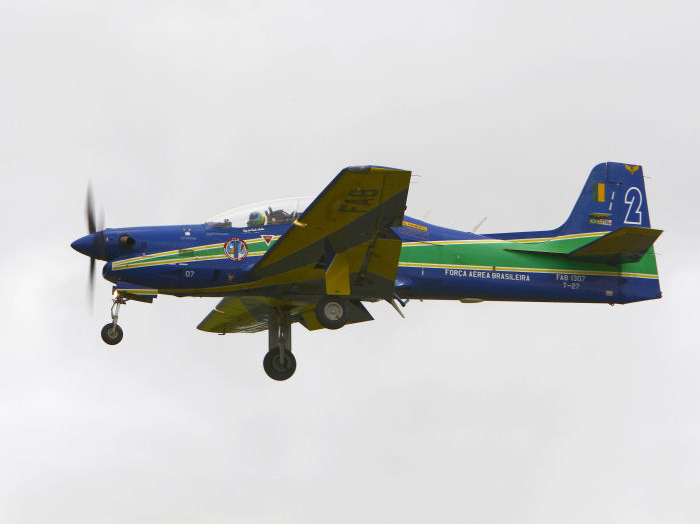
[84,183,105,297]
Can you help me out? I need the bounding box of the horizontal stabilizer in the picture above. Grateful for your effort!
[567,226,662,264]
[507,227,662,265]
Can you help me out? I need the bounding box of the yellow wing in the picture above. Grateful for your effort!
[196,296,272,333]
[196,295,374,334]
[251,165,411,298]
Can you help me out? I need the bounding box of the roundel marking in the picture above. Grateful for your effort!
[224,237,249,261]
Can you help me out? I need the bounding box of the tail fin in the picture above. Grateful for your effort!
[557,162,651,236]
[498,162,662,303]
[487,162,653,240]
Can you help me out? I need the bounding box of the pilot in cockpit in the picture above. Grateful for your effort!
[266,207,299,225]
[247,211,265,228]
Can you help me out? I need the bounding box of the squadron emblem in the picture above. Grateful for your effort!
[223,237,248,261]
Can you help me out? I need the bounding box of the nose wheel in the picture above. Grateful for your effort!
[101,295,126,345]
[264,309,295,381]
[101,323,123,344]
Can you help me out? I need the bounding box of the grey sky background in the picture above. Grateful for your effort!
[1,0,699,522]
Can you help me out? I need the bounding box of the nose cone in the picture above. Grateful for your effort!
[71,233,96,257]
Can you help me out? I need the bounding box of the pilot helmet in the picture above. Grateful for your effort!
[248,211,265,227]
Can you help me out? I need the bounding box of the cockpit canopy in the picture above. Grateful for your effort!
[206,197,313,228]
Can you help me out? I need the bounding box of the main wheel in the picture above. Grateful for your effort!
[315,296,350,330]
[263,350,296,381]
[101,323,123,345]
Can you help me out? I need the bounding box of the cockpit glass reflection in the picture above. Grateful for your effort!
[207,197,313,228]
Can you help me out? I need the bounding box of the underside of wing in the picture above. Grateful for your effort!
[196,296,273,333]
[197,295,374,334]
[250,165,411,299]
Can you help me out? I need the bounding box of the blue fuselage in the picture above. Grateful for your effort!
[69,215,660,305]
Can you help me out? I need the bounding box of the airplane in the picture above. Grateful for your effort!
[71,162,662,381]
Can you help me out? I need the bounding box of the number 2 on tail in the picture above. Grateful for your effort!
[624,187,643,225]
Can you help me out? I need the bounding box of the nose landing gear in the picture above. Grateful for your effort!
[101,294,126,345]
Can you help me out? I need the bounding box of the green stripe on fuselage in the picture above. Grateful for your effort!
[398,235,659,278]
[112,238,275,270]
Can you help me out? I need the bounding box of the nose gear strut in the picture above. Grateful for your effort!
[101,293,127,345]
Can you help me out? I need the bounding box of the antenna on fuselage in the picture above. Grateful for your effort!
[471,216,488,233]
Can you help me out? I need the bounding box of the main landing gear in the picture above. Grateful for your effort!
[264,309,296,381]
[101,294,126,345]
[315,296,350,330]
[261,298,351,381]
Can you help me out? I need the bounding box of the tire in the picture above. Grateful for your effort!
[315,296,350,330]
[101,323,123,345]
[263,350,296,381]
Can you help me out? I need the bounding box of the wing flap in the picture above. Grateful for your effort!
[325,251,350,295]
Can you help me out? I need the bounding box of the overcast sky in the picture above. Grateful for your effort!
[1,1,699,522]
